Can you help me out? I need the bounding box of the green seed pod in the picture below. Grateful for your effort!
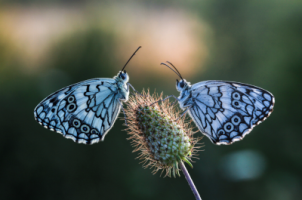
[124,91,201,177]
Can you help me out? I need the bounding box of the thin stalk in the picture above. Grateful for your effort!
[179,160,202,200]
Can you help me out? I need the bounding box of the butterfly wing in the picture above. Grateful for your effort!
[188,81,274,145]
[34,78,123,144]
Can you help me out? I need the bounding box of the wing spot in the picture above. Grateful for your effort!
[91,129,98,135]
[67,103,77,112]
[232,100,241,108]
[81,124,90,134]
[232,92,241,100]
[231,115,241,125]
[73,119,81,128]
[67,95,75,103]
[218,129,225,136]
[224,122,234,132]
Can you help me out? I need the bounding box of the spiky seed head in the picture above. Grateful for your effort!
[124,90,201,177]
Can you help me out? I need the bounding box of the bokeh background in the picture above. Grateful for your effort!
[1,0,301,200]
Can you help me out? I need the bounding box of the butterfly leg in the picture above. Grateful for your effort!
[176,107,190,121]
[119,101,128,125]
[169,99,178,107]
[149,95,179,106]
[127,83,144,97]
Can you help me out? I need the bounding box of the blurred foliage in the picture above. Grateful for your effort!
[47,27,118,80]
[0,1,302,200]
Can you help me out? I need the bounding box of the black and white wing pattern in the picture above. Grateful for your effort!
[188,81,275,145]
[34,78,122,144]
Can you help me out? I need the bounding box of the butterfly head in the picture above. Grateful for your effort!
[176,79,190,92]
[116,71,129,83]
[160,61,190,92]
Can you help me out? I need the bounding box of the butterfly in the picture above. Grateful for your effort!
[34,46,141,144]
[158,61,275,145]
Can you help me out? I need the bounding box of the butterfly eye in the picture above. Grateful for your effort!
[119,73,125,80]
[179,81,185,88]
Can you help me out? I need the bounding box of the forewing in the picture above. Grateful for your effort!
[189,81,274,145]
[34,78,122,144]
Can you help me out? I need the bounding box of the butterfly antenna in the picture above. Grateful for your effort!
[121,46,142,72]
[166,61,183,80]
[160,63,182,79]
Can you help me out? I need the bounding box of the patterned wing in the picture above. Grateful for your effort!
[188,81,274,145]
[34,78,123,144]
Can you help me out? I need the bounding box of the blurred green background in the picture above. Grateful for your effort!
[1,0,301,200]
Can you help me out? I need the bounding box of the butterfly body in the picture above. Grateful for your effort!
[176,79,274,145]
[34,71,130,144]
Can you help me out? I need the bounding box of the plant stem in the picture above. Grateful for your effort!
[179,160,202,200]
